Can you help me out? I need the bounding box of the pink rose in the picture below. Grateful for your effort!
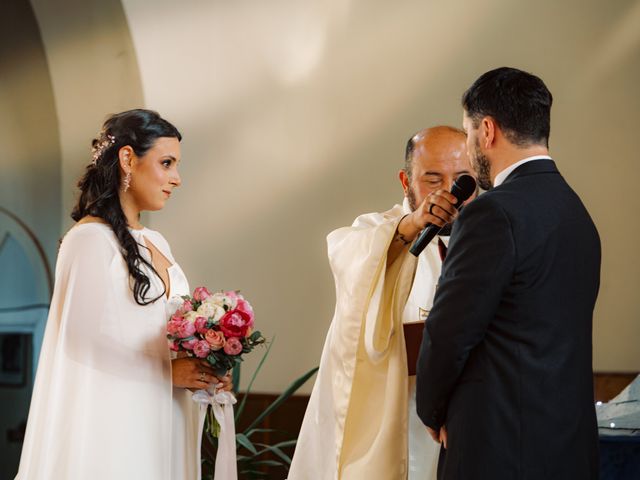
[177,320,196,339]
[167,317,183,336]
[193,340,211,358]
[224,290,239,301]
[194,316,208,334]
[193,286,212,302]
[235,299,255,327]
[223,337,243,355]
[182,338,198,350]
[219,309,252,338]
[168,340,180,352]
[204,329,226,350]
[179,299,194,314]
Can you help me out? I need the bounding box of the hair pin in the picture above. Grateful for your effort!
[91,134,116,165]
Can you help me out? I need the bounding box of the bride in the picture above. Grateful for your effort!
[16,109,227,479]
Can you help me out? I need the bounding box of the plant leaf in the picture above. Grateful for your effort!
[247,459,285,467]
[234,336,275,422]
[244,427,279,438]
[254,443,292,464]
[232,363,241,395]
[236,433,258,455]
[261,439,297,449]
[244,366,318,433]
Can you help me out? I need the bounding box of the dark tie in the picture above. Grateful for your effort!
[437,237,448,262]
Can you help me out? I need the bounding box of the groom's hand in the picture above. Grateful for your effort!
[439,425,448,449]
[426,425,448,449]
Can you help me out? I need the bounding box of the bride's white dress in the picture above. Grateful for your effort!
[16,223,201,480]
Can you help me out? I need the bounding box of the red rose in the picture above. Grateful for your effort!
[219,309,252,338]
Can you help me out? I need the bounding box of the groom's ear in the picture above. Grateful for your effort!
[481,117,497,149]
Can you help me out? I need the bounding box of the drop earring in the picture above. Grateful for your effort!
[122,171,131,192]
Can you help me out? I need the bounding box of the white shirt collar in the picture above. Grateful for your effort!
[493,155,552,187]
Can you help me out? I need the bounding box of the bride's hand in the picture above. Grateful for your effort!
[215,372,233,392]
[171,357,219,390]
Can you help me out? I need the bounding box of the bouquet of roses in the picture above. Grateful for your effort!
[167,287,265,480]
[167,287,265,376]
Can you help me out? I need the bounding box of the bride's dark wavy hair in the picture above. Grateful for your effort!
[71,109,182,305]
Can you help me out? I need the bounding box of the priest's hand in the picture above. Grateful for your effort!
[172,357,220,390]
[396,189,460,246]
[387,190,459,266]
[412,190,460,231]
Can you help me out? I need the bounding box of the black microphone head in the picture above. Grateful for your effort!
[450,174,477,204]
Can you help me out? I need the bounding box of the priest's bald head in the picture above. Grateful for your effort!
[399,126,476,214]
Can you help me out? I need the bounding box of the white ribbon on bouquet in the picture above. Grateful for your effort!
[193,388,238,480]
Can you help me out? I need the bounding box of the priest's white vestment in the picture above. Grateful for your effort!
[288,200,443,480]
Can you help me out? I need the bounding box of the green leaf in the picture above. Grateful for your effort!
[244,428,278,438]
[244,366,318,433]
[231,364,241,395]
[248,459,285,467]
[264,439,297,449]
[236,433,258,455]
[234,337,276,422]
[254,443,292,464]
[249,330,263,342]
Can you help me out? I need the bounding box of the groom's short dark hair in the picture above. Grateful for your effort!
[462,67,553,147]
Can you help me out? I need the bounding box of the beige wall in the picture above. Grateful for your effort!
[30,0,145,231]
[115,0,639,393]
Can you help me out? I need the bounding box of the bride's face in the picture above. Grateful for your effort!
[126,136,182,212]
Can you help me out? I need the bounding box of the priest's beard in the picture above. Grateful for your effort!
[472,139,493,190]
[406,185,453,236]
[407,183,419,212]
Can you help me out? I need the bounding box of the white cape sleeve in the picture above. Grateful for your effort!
[16,225,175,480]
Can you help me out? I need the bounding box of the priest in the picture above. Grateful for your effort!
[288,126,477,479]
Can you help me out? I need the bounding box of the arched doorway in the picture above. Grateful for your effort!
[0,207,52,478]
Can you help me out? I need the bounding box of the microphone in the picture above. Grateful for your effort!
[409,174,477,257]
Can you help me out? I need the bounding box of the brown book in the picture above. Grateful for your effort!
[404,320,425,376]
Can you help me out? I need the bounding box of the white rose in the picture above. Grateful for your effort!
[222,293,238,310]
[207,292,227,307]
[206,293,237,310]
[211,304,226,322]
[184,311,200,324]
[202,298,226,321]
[196,302,217,318]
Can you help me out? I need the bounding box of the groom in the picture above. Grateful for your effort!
[416,67,601,479]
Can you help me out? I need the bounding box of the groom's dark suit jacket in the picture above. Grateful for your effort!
[416,160,601,480]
